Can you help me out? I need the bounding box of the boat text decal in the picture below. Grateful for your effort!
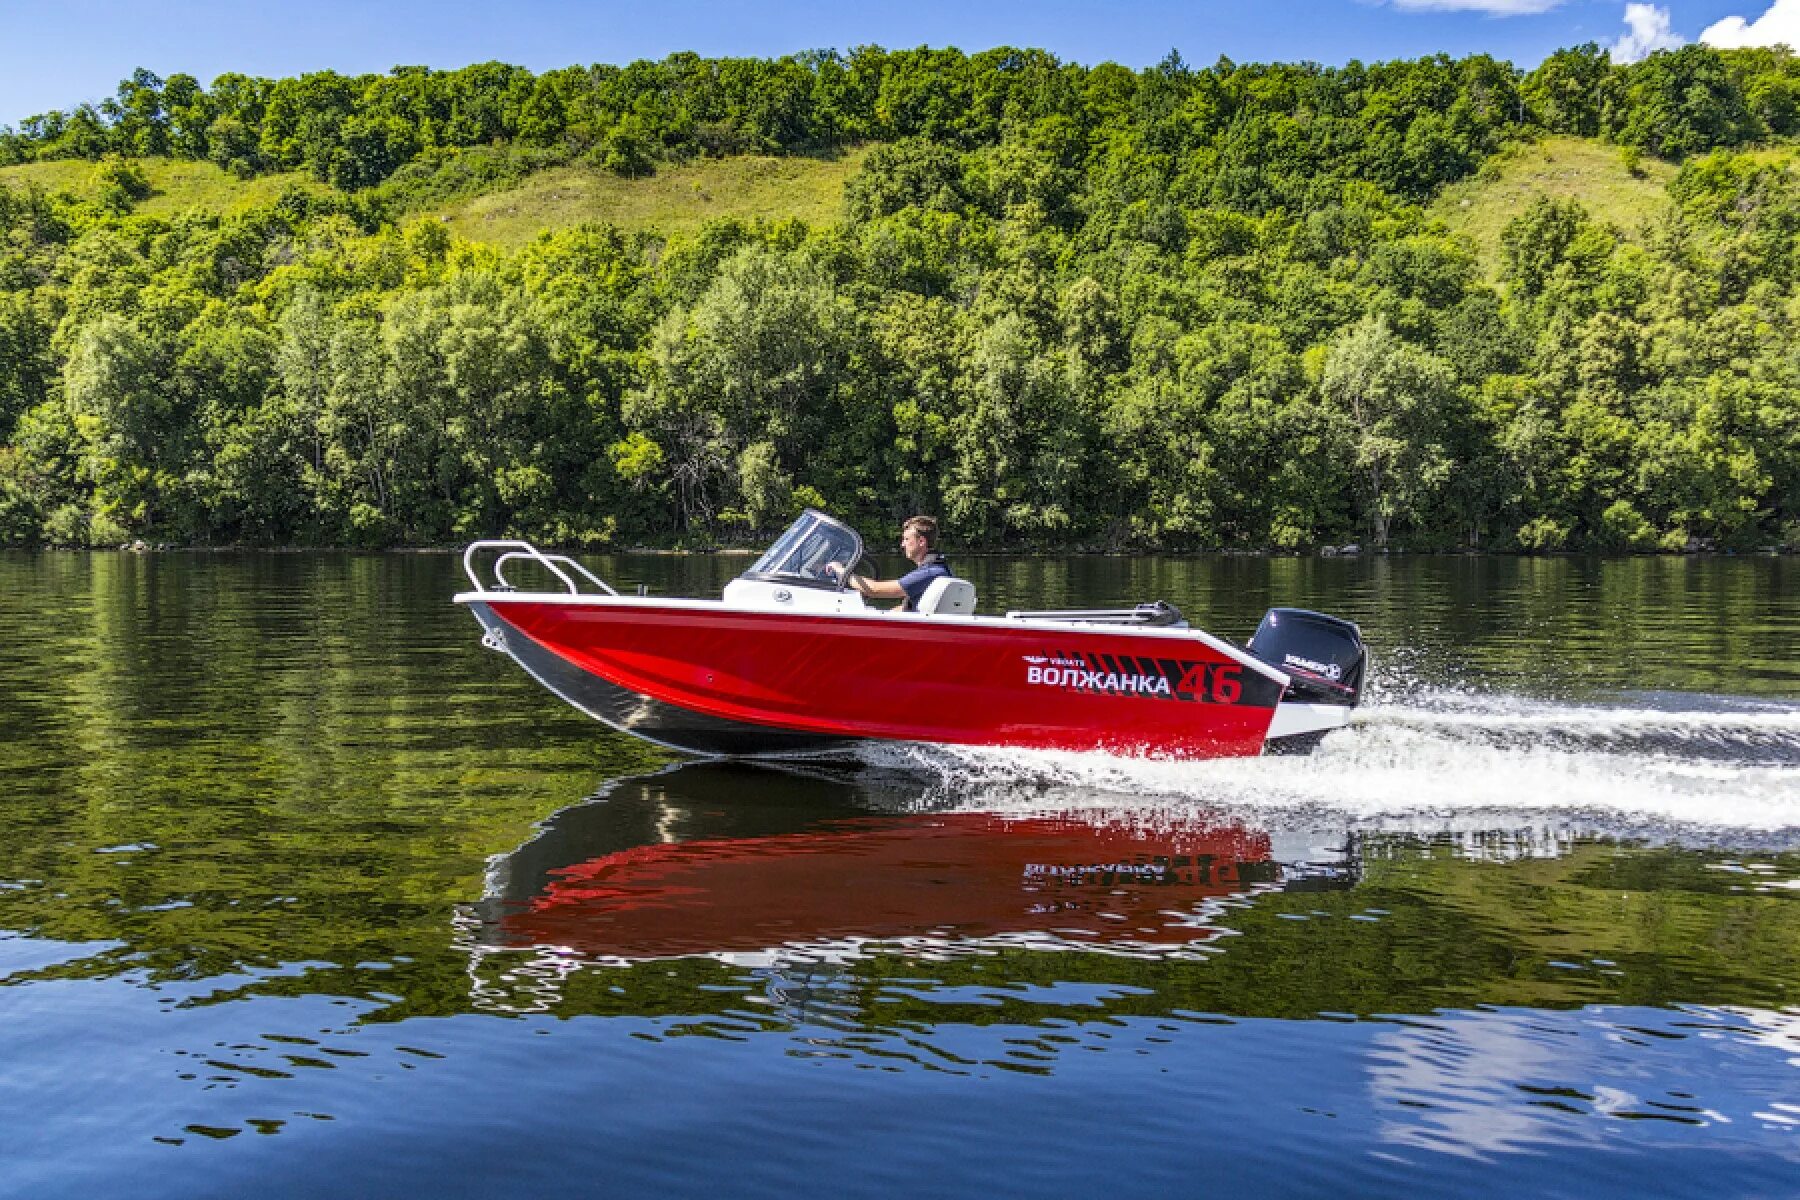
[1022,651,1265,705]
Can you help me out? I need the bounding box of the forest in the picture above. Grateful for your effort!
[1,42,1798,552]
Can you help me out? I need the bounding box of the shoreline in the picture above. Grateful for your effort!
[8,542,1795,560]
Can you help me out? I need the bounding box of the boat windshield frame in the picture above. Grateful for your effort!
[735,510,865,593]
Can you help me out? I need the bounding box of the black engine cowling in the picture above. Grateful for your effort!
[1246,608,1366,707]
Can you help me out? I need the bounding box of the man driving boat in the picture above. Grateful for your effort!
[828,516,951,612]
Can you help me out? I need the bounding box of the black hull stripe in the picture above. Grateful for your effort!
[470,602,861,758]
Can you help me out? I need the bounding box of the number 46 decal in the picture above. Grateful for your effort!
[1175,662,1243,704]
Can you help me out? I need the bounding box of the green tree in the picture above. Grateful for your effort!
[1319,315,1462,548]
[62,313,184,532]
[628,245,867,532]
[1523,44,1614,136]
[0,293,54,442]
[943,311,1083,544]
[1613,46,1758,159]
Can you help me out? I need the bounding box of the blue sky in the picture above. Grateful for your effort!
[3,0,1792,129]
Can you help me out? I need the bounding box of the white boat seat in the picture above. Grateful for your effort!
[916,576,977,616]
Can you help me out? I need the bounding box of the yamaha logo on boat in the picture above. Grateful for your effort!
[1022,653,1250,704]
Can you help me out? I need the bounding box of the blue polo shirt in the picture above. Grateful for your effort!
[897,554,952,611]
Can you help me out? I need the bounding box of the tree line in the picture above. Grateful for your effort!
[1,44,1798,551]
[4,44,1799,192]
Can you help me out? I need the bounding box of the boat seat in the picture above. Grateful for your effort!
[916,576,977,616]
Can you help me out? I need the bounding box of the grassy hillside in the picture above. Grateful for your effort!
[0,157,330,216]
[14,136,1797,270]
[1,148,872,243]
[427,147,870,247]
[18,139,1777,269]
[1432,136,1680,275]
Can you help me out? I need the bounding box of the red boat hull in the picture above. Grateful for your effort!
[470,597,1285,758]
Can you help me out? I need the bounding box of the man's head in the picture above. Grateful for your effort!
[900,515,937,564]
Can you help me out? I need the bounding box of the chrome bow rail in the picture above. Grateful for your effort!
[462,539,618,596]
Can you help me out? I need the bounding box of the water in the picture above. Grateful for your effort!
[2,550,1799,1198]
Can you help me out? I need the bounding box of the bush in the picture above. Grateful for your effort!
[1515,516,1570,553]
[0,477,41,545]
[1597,499,1656,551]
[90,511,130,547]
[91,155,152,212]
[42,503,88,547]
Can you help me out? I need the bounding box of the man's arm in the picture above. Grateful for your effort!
[826,563,906,602]
[846,573,905,601]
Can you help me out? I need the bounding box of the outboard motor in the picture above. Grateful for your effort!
[1247,608,1366,707]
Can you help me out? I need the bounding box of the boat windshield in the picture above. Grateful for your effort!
[740,510,864,590]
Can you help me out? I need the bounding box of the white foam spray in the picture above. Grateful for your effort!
[854,688,1800,846]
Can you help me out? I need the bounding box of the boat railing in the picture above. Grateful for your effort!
[462,539,619,597]
[1003,601,1188,628]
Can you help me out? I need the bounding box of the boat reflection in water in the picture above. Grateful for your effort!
[459,762,1354,1011]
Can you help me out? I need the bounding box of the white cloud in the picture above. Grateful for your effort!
[1701,0,1800,48]
[1389,0,1565,13]
[1611,3,1686,62]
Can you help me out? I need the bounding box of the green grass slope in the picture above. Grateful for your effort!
[1432,136,1679,275]
[0,157,330,215]
[20,138,1791,269]
[2,148,871,244]
[426,147,871,247]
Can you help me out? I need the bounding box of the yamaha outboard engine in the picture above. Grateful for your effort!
[1246,608,1367,707]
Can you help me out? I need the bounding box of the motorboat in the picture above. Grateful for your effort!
[455,509,1366,759]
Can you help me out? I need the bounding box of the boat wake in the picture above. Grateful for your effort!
[853,688,1800,846]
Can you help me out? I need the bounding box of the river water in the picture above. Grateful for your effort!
[2,550,1798,1198]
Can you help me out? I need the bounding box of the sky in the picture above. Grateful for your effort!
[4,0,1799,129]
